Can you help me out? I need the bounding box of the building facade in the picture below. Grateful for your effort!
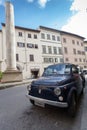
[0,24,86,79]
[84,40,87,68]
[39,26,63,70]
[61,31,86,68]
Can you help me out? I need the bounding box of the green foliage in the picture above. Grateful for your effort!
[0,71,3,79]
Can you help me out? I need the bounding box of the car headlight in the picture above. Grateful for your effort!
[54,87,61,96]
[27,84,31,91]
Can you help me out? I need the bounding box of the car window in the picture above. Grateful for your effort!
[72,65,78,74]
[64,65,71,74]
[43,64,71,76]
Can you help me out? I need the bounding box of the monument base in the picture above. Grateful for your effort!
[1,70,23,83]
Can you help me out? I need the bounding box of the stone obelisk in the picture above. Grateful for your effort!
[6,1,16,71]
[2,1,23,82]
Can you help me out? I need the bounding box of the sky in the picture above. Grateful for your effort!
[0,0,87,39]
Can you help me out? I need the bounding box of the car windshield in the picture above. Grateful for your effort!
[43,64,71,76]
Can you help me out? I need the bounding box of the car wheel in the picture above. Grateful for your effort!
[68,93,77,117]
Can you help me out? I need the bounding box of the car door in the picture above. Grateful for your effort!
[72,65,83,95]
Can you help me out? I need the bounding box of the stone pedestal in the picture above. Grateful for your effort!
[1,70,23,83]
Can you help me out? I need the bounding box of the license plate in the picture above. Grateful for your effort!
[35,101,45,107]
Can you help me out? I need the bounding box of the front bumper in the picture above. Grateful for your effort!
[26,94,68,108]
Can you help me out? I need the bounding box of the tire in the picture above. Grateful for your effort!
[68,93,77,117]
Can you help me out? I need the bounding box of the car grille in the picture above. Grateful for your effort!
[29,85,59,101]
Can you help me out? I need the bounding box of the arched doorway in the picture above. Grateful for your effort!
[31,69,39,78]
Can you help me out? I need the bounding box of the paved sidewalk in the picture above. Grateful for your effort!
[0,78,34,90]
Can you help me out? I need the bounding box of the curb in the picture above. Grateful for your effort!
[0,80,32,90]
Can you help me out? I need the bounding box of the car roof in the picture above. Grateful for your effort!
[47,63,76,68]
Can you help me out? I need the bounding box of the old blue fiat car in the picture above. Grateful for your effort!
[26,63,85,117]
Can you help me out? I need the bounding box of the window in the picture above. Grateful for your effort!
[77,41,79,45]
[16,54,19,61]
[53,47,57,54]
[43,58,54,63]
[47,34,50,40]
[58,47,62,54]
[34,34,37,39]
[73,48,76,54]
[65,58,69,62]
[79,58,82,62]
[75,58,77,62]
[42,45,46,54]
[60,58,64,63]
[81,42,83,46]
[49,58,54,63]
[85,47,87,51]
[30,55,34,61]
[43,58,48,63]
[48,46,52,54]
[77,50,81,54]
[18,32,22,37]
[52,35,56,41]
[55,58,58,63]
[72,40,75,44]
[35,44,38,49]
[63,38,66,43]
[27,43,38,49]
[17,42,25,47]
[64,47,68,54]
[28,34,31,38]
[41,33,45,39]
[57,36,60,41]
[27,43,34,48]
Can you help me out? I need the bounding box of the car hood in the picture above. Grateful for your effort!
[32,75,72,86]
